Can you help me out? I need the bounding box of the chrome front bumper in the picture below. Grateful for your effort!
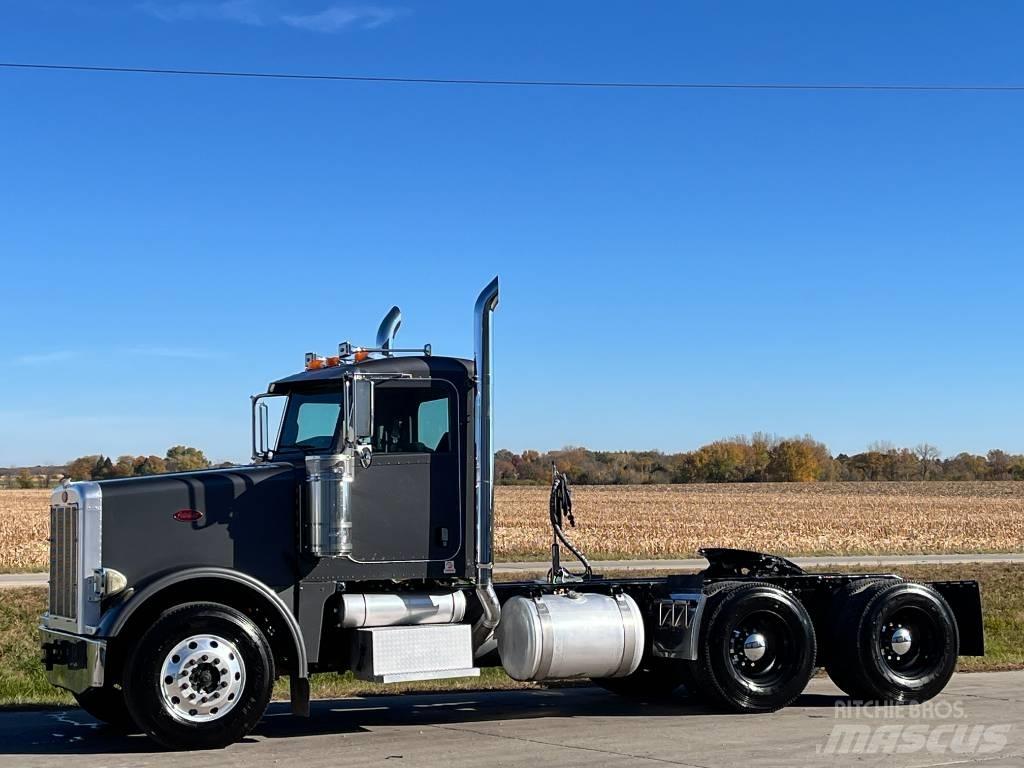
[39,626,106,694]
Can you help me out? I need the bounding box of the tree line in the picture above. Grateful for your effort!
[496,436,1024,484]
[6,437,1024,488]
[64,446,218,481]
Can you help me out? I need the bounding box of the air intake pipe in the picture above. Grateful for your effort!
[472,276,500,651]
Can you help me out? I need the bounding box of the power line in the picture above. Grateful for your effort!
[2,61,1023,92]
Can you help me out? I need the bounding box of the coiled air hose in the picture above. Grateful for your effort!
[548,465,593,582]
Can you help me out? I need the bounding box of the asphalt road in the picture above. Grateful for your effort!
[1,672,1021,768]
[3,552,1023,589]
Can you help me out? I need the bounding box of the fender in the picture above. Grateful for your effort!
[98,566,309,680]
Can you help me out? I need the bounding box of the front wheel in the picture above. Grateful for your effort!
[124,602,275,750]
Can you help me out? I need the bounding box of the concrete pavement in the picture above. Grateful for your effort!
[0,671,1021,767]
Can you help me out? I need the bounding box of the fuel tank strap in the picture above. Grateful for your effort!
[613,593,641,677]
[533,597,555,680]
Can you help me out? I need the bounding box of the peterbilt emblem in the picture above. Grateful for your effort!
[173,509,204,522]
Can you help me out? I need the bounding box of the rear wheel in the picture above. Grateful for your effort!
[826,581,958,704]
[690,582,816,712]
[73,685,136,731]
[124,602,275,750]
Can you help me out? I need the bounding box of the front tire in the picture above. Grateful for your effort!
[690,582,816,712]
[124,602,275,750]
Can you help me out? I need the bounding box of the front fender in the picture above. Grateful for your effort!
[97,566,308,678]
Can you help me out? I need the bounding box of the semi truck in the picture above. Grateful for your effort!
[40,277,984,750]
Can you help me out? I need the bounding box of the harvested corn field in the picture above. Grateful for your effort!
[0,491,51,573]
[493,482,1024,560]
[2,483,1023,571]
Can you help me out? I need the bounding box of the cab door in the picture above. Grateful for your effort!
[348,378,463,563]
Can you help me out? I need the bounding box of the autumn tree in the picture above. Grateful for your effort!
[766,440,820,482]
[914,443,942,479]
[165,445,210,473]
[66,455,101,481]
[114,455,138,478]
[136,455,168,475]
[986,450,1013,480]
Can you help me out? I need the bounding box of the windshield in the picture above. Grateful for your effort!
[277,390,343,452]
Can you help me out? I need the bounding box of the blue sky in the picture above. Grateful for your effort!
[1,1,1022,465]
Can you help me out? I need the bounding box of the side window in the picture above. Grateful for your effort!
[417,397,449,452]
[373,384,453,454]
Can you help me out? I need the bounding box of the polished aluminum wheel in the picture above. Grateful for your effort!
[159,634,246,723]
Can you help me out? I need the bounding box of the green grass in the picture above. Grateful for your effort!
[0,588,73,707]
[3,563,1021,708]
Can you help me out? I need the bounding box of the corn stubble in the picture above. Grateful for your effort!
[494,482,1024,560]
[2,482,1022,570]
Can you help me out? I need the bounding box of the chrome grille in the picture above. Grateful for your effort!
[49,504,79,620]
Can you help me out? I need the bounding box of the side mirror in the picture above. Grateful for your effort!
[350,378,374,443]
[251,393,284,461]
[258,400,270,455]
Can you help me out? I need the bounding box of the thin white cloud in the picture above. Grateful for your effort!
[139,0,267,25]
[139,1,403,32]
[122,346,217,360]
[11,347,215,366]
[282,5,399,32]
[13,350,81,366]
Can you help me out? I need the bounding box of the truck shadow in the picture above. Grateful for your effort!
[0,687,848,756]
[257,688,847,740]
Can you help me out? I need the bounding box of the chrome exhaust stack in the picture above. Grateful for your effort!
[375,306,402,356]
[472,276,500,651]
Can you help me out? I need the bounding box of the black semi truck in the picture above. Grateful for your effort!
[40,277,984,750]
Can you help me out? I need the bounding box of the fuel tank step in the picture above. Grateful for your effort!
[350,624,480,683]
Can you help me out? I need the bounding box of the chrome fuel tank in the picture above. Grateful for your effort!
[496,592,644,681]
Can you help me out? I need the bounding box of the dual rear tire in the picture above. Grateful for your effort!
[596,578,959,712]
[686,582,817,712]
[825,580,958,703]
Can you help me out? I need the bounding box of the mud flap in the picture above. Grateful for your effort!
[929,580,985,656]
[290,675,311,717]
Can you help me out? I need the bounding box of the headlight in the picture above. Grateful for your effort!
[99,568,128,598]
